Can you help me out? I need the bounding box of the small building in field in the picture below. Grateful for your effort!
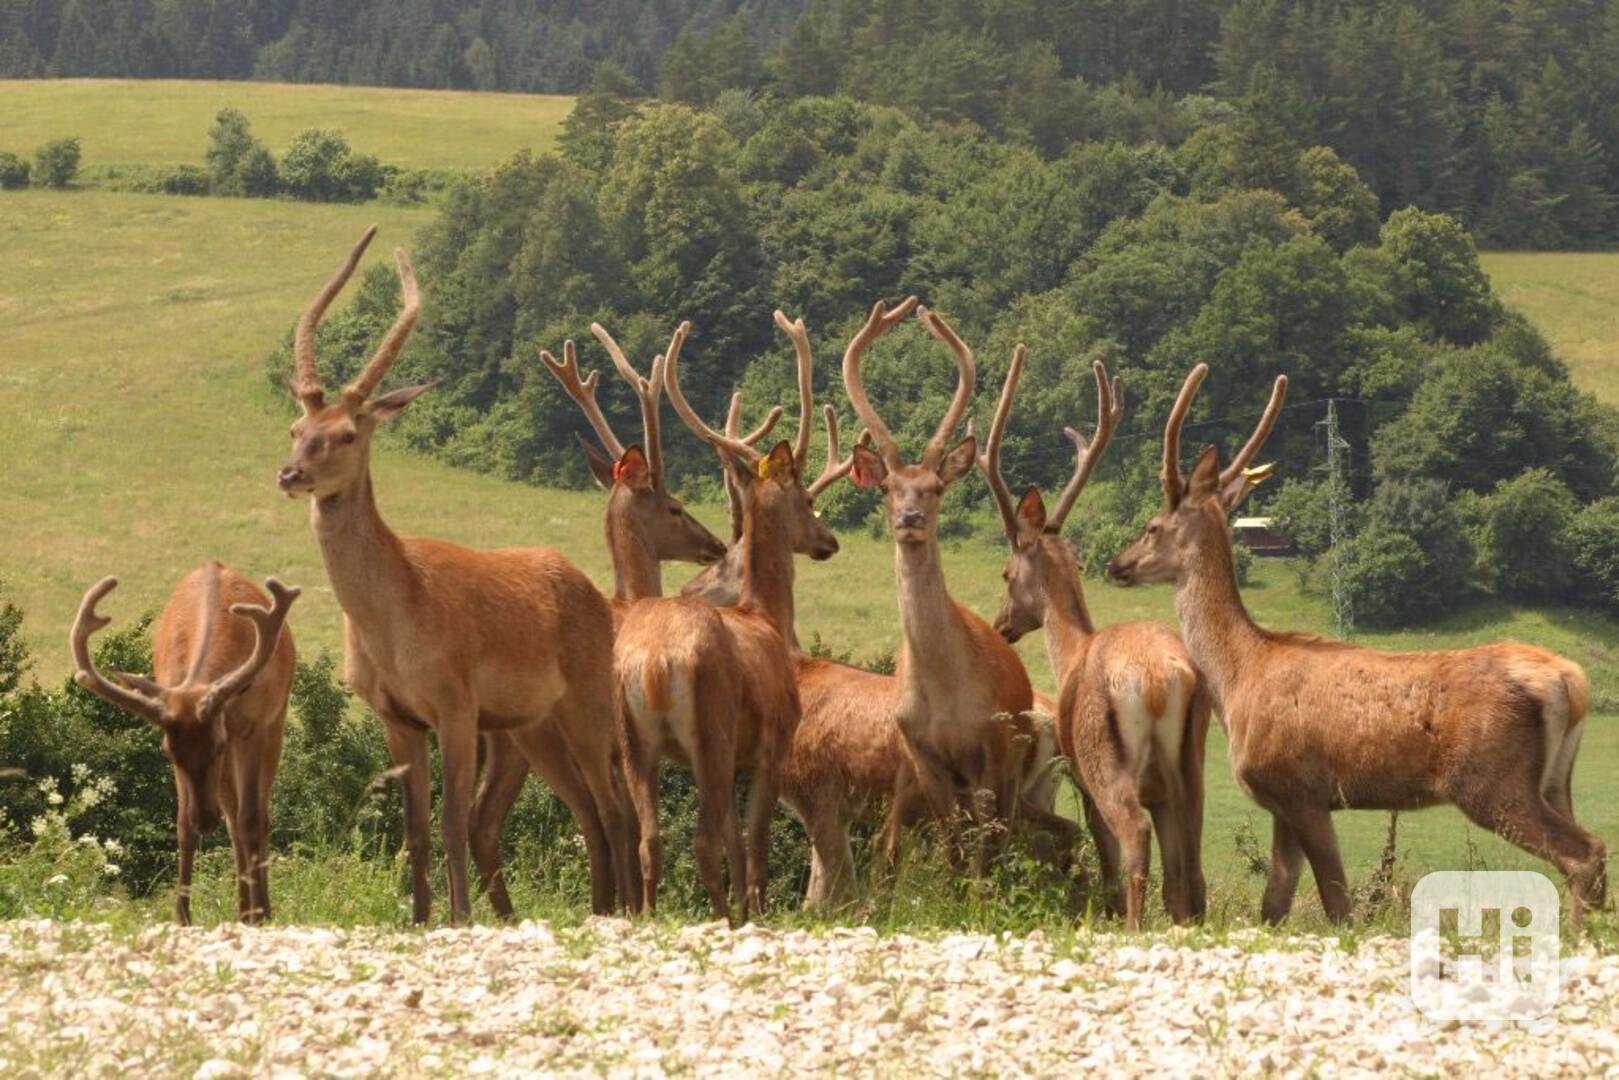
[1232,516,1295,557]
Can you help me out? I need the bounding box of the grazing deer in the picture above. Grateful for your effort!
[70,564,296,925]
[1106,364,1608,922]
[466,328,737,919]
[613,319,836,922]
[978,349,1209,928]
[842,300,1035,843]
[276,227,636,923]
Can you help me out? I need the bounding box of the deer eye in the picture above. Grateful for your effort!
[340,430,357,445]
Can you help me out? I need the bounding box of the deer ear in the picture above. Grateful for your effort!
[576,434,616,490]
[938,435,977,486]
[614,446,653,491]
[1016,486,1047,541]
[851,444,886,489]
[1186,445,1222,504]
[762,440,797,485]
[366,382,432,423]
[1221,461,1275,512]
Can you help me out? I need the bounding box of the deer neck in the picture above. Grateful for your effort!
[1173,529,1263,708]
[310,467,418,632]
[895,537,970,694]
[606,502,662,603]
[1041,548,1095,685]
[736,501,798,649]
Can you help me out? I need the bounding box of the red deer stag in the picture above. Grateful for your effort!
[842,301,1035,847]
[614,319,836,922]
[466,329,737,918]
[1107,364,1607,922]
[978,349,1208,928]
[276,227,635,922]
[70,564,296,924]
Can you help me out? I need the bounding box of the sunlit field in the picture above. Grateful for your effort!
[1482,250,1619,404]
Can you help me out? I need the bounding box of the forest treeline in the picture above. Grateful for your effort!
[4,1,1619,246]
[266,89,1619,628]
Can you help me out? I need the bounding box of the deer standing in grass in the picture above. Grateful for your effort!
[1107,363,1607,922]
[276,227,636,922]
[842,300,1036,852]
[70,563,296,924]
[978,350,1208,928]
[467,326,737,918]
[613,319,837,922]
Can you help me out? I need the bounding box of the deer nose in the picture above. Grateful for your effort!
[1104,557,1133,585]
[277,466,307,491]
[897,509,925,530]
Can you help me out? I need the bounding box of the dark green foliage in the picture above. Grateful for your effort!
[1473,469,1581,602]
[33,136,80,188]
[1366,479,1474,612]
[280,129,382,202]
[0,582,27,695]
[1570,498,1619,613]
[0,152,29,189]
[1263,479,1336,561]
[205,107,279,197]
[1333,531,1435,629]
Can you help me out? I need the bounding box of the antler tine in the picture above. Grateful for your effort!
[1049,360,1124,532]
[808,405,871,498]
[715,393,787,539]
[841,296,917,469]
[1219,373,1289,486]
[916,306,977,468]
[662,321,764,464]
[540,339,628,460]
[774,310,816,470]
[343,247,421,405]
[204,579,302,709]
[294,225,377,408]
[591,320,674,488]
[70,577,164,723]
[977,344,1025,542]
[1163,363,1210,509]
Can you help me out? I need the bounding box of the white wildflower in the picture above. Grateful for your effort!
[102,863,121,878]
[45,874,68,887]
[46,791,64,806]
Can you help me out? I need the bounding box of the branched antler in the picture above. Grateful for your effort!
[70,578,164,723]
[1048,360,1123,532]
[841,297,919,470]
[200,579,301,712]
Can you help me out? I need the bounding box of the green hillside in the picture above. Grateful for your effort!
[0,79,572,172]
[1482,251,1619,405]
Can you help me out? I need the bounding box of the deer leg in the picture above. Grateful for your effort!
[743,760,780,919]
[555,696,640,915]
[506,723,618,915]
[231,760,271,924]
[1149,800,1191,924]
[1182,686,1211,921]
[1090,786,1151,930]
[621,726,663,916]
[382,718,434,925]
[174,789,197,927]
[1078,788,1122,918]
[1291,808,1351,923]
[1259,814,1306,925]
[804,797,856,909]
[1457,791,1609,920]
[690,740,743,924]
[471,733,528,920]
[436,710,480,925]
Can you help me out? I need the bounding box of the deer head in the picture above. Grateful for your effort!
[660,321,839,563]
[683,311,868,605]
[70,574,298,833]
[844,300,977,545]
[541,329,727,568]
[278,227,429,500]
[977,349,1123,643]
[1106,364,1286,587]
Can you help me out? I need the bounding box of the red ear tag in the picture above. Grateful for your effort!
[612,460,626,483]
[851,462,875,489]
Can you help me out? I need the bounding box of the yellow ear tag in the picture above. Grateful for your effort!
[1242,462,1276,495]
[757,456,773,481]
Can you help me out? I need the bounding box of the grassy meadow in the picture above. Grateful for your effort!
[1482,250,1619,403]
[0,78,572,173]
[1,80,1617,929]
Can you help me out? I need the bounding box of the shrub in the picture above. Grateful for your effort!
[204,108,279,197]
[1473,468,1579,601]
[1365,478,1472,609]
[1263,478,1335,559]
[0,152,29,189]
[1333,530,1432,628]
[0,581,27,696]
[159,165,210,196]
[34,137,81,188]
[1569,498,1619,613]
[281,129,382,202]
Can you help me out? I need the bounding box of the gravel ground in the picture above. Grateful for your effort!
[1,918,1617,1077]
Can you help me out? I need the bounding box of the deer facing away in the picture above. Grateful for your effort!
[70,563,297,924]
[1106,363,1607,922]
[978,350,1208,928]
[277,227,636,923]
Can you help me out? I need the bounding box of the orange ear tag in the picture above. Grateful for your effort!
[757,457,773,481]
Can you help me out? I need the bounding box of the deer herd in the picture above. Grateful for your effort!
[69,228,1608,931]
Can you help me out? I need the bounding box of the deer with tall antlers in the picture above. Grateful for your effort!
[70,564,297,924]
[276,227,635,922]
[465,327,737,919]
[978,350,1209,928]
[842,300,1036,845]
[613,319,838,922]
[1107,364,1607,922]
